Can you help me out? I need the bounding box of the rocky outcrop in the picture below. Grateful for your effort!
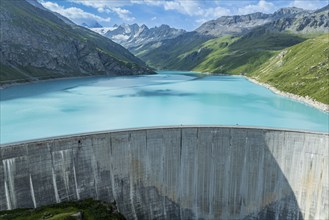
[269,8,329,33]
[272,7,305,17]
[0,0,153,85]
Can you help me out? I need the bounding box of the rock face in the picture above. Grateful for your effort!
[267,7,329,33]
[0,127,328,220]
[196,6,329,37]
[196,12,273,37]
[91,24,186,50]
[0,0,153,84]
[272,7,305,17]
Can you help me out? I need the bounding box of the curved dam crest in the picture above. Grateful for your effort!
[0,126,328,219]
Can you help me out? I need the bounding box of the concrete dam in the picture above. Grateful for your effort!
[0,126,328,219]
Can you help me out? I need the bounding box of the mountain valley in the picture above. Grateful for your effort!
[1,0,328,105]
[89,5,328,104]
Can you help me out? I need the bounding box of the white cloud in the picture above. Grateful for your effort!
[196,18,208,24]
[67,0,135,22]
[203,6,231,18]
[97,7,111,14]
[289,0,326,10]
[195,6,230,24]
[131,0,202,16]
[112,7,136,22]
[41,0,233,29]
[238,0,275,15]
[162,1,202,16]
[40,1,111,24]
[130,0,163,7]
[129,0,231,28]
[132,0,230,20]
[68,0,130,8]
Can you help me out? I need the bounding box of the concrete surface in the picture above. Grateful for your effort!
[0,126,328,219]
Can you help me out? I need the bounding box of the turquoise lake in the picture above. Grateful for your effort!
[1,71,328,144]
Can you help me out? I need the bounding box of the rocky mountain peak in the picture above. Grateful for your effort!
[196,12,272,37]
[267,5,328,33]
[90,23,186,50]
[140,24,149,30]
[196,5,327,37]
[216,12,270,24]
[158,24,170,29]
[273,7,305,16]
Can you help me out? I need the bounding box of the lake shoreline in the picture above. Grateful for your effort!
[0,76,102,89]
[0,73,155,89]
[244,76,329,113]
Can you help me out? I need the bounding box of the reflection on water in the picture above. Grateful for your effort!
[1,71,328,144]
[114,89,195,98]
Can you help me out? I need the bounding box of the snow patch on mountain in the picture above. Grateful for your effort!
[90,23,186,50]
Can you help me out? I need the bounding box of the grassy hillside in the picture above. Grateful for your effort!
[250,34,329,104]
[138,27,306,75]
[0,199,125,220]
[187,30,306,74]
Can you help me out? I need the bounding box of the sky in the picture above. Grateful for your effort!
[39,0,329,30]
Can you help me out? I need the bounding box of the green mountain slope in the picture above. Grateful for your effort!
[145,29,305,74]
[135,32,213,69]
[192,30,306,74]
[250,34,329,104]
[0,0,153,85]
[136,4,328,73]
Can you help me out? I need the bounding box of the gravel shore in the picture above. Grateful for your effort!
[245,76,329,113]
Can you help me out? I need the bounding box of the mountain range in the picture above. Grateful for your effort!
[0,0,153,85]
[87,6,328,77]
[90,6,328,57]
[91,24,186,51]
[136,6,328,69]
[196,6,328,37]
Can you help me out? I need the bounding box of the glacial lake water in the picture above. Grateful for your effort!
[1,71,328,144]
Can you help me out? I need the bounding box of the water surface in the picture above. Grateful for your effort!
[1,71,328,144]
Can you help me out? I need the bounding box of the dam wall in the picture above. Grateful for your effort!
[0,126,328,219]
